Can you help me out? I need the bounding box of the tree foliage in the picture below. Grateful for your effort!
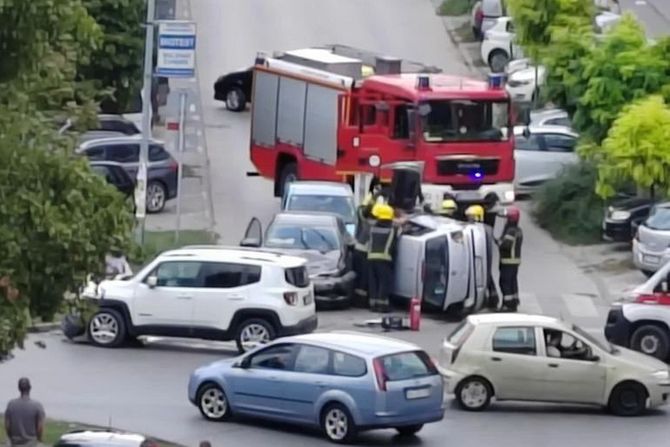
[0,0,135,360]
[79,0,145,113]
[593,95,670,199]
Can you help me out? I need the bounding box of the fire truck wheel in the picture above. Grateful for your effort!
[278,162,298,196]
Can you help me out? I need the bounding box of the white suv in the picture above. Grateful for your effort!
[63,246,317,353]
[480,17,523,73]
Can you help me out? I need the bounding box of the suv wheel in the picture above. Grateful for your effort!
[321,403,357,444]
[631,325,670,360]
[235,318,275,353]
[146,181,167,213]
[197,383,232,421]
[88,309,126,347]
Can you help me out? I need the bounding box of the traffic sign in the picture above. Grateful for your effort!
[156,21,197,78]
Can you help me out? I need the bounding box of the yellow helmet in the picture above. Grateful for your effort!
[372,203,394,220]
[441,199,457,213]
[465,205,485,222]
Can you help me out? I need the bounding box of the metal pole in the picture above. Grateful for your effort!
[175,91,187,244]
[135,0,156,246]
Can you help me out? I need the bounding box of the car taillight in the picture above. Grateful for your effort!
[635,294,670,305]
[373,358,387,391]
[169,159,178,171]
[283,292,298,306]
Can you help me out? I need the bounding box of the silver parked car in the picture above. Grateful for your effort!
[529,108,571,127]
[513,125,579,194]
[632,202,670,275]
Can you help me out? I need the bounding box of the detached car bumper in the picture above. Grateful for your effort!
[61,314,86,339]
[312,271,356,307]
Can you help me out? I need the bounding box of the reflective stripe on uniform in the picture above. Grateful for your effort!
[500,234,520,264]
[367,226,395,261]
[500,258,521,265]
[354,243,367,252]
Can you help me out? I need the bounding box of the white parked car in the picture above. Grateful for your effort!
[62,246,317,353]
[632,202,670,275]
[605,260,670,361]
[513,125,579,194]
[480,17,523,73]
[439,313,670,416]
[506,65,547,103]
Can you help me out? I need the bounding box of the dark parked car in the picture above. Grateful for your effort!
[602,196,655,242]
[58,114,140,135]
[241,212,356,309]
[76,136,178,213]
[214,67,253,112]
[90,161,135,198]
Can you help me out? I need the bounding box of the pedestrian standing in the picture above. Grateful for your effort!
[351,184,380,308]
[497,206,523,311]
[367,203,400,313]
[4,378,45,447]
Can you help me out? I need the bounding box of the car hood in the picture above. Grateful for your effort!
[509,65,546,82]
[269,248,341,276]
[83,277,134,299]
[609,345,669,372]
[638,223,670,248]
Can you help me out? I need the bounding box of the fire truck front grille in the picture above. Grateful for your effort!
[437,158,499,177]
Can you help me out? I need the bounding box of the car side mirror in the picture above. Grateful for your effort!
[239,357,251,369]
[146,276,158,288]
[240,237,261,248]
[522,126,531,139]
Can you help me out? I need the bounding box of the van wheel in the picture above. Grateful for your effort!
[278,162,297,197]
[631,325,670,360]
[608,382,647,416]
[321,403,357,444]
[235,319,275,353]
[456,376,493,411]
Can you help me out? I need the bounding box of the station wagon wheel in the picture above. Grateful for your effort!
[631,325,670,361]
[226,87,246,112]
[197,383,232,421]
[88,309,126,348]
[321,403,357,444]
[235,319,275,353]
[146,181,167,213]
[456,376,493,411]
[608,382,647,416]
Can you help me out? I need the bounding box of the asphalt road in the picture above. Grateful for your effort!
[620,0,670,39]
[1,0,667,446]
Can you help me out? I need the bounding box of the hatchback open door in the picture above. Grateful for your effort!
[240,217,263,247]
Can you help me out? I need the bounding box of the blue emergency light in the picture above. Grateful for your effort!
[469,170,484,181]
[488,73,506,89]
[416,75,431,90]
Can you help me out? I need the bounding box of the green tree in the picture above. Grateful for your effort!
[574,14,669,144]
[594,95,670,199]
[79,0,146,113]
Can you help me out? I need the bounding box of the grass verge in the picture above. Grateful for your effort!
[438,0,475,16]
[0,418,178,446]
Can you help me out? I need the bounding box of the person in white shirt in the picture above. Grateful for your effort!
[545,331,563,358]
[105,246,132,278]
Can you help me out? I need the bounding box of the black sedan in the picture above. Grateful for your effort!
[602,196,655,242]
[241,212,356,309]
[214,67,253,112]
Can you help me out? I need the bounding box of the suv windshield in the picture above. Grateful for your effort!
[645,206,670,231]
[287,195,355,223]
[266,225,340,252]
[421,100,509,142]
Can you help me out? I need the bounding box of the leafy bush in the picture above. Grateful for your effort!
[532,162,604,245]
[438,0,475,16]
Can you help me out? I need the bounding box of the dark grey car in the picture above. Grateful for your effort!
[76,135,178,213]
[241,212,356,309]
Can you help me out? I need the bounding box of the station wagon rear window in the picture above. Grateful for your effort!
[379,351,437,381]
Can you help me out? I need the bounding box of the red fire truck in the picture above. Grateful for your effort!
[247,45,515,212]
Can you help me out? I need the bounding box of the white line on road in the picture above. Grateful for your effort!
[635,0,647,5]
[561,293,600,318]
[518,292,543,315]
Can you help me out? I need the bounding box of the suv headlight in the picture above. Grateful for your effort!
[610,210,631,221]
[652,370,670,380]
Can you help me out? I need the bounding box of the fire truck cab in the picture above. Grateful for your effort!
[248,45,515,213]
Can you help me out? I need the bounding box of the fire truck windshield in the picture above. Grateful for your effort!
[420,100,509,143]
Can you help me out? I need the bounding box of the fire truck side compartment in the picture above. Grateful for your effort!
[277,77,307,146]
[251,71,279,147]
[303,85,338,165]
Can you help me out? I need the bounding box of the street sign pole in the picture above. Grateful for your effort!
[135,0,156,245]
[174,90,187,244]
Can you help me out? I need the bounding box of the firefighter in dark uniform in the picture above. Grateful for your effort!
[352,184,381,308]
[497,206,523,311]
[465,205,500,309]
[367,203,400,313]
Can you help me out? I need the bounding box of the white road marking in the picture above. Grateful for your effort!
[518,292,543,315]
[635,0,647,5]
[561,293,600,318]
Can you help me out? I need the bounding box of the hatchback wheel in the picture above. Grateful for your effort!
[235,319,275,353]
[456,376,492,411]
[396,424,423,436]
[226,87,246,112]
[146,181,167,213]
[197,383,231,421]
[321,403,357,444]
[88,309,126,348]
[631,325,670,361]
[609,382,647,416]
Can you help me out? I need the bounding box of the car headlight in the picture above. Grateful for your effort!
[503,190,515,203]
[610,210,631,221]
[652,370,670,380]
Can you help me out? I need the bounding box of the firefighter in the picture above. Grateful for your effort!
[439,199,457,217]
[367,203,400,313]
[465,205,500,309]
[498,206,523,311]
[351,183,381,308]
